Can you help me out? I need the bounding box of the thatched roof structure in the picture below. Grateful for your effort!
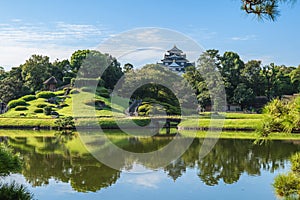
[43,76,58,85]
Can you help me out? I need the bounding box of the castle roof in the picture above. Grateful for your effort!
[168,45,183,54]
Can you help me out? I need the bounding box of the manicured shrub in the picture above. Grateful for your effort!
[14,106,28,111]
[36,103,47,108]
[81,87,94,93]
[21,95,36,102]
[99,92,110,98]
[54,90,65,96]
[43,106,52,115]
[70,89,79,94]
[36,91,56,99]
[34,108,43,113]
[7,99,27,109]
[85,99,105,107]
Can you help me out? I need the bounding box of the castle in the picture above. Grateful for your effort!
[158,45,194,73]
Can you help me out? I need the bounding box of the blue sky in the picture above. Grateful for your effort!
[0,0,299,70]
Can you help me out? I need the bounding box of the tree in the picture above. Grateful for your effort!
[290,66,300,92]
[21,55,52,92]
[232,83,255,109]
[219,51,245,104]
[0,66,6,80]
[70,49,91,72]
[0,67,28,103]
[123,63,134,73]
[242,60,265,96]
[241,0,296,21]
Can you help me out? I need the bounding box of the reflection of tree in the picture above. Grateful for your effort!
[7,136,120,192]
[6,135,300,191]
[165,139,300,186]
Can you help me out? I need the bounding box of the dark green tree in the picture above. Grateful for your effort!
[241,0,296,21]
[21,55,52,92]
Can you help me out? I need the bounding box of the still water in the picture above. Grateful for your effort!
[1,131,300,200]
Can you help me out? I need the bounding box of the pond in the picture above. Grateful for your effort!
[1,131,300,200]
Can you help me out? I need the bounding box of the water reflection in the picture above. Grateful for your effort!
[2,134,300,192]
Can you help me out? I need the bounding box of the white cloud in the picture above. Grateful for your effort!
[0,21,110,70]
[231,34,257,41]
[125,173,163,188]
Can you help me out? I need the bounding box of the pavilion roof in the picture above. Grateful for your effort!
[43,76,58,85]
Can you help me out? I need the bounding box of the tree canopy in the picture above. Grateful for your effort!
[241,0,296,21]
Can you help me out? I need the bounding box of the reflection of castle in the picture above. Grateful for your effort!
[158,45,194,73]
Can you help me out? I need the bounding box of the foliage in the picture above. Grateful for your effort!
[54,90,65,96]
[273,152,300,198]
[241,0,295,21]
[0,182,33,200]
[15,106,28,111]
[291,153,300,173]
[55,116,75,129]
[34,108,44,113]
[7,99,27,109]
[21,95,36,102]
[0,143,22,176]
[273,172,300,198]
[36,103,47,108]
[36,91,56,99]
[260,97,300,136]
[21,55,52,93]
[43,106,52,115]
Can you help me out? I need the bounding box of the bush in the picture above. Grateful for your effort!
[0,182,33,200]
[81,87,94,93]
[14,106,28,111]
[43,106,52,115]
[36,91,56,99]
[291,153,300,173]
[34,108,43,113]
[63,77,72,84]
[99,92,110,98]
[273,172,300,197]
[36,103,47,108]
[7,99,27,109]
[55,116,75,130]
[0,143,22,176]
[70,89,79,94]
[21,95,36,102]
[54,90,65,96]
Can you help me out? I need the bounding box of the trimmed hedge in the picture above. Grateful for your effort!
[21,95,36,102]
[70,89,79,94]
[43,106,52,115]
[36,103,47,108]
[34,108,44,113]
[54,90,65,96]
[14,106,28,111]
[36,91,56,99]
[7,99,27,109]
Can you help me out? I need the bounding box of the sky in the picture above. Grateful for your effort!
[0,0,300,71]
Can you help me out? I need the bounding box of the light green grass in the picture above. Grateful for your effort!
[179,118,262,130]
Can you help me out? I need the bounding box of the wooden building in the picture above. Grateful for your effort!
[43,76,58,91]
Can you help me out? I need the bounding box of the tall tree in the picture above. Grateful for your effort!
[219,52,245,104]
[21,55,52,92]
[242,60,265,96]
[70,49,91,72]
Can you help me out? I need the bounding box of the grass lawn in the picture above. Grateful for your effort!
[179,117,263,130]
